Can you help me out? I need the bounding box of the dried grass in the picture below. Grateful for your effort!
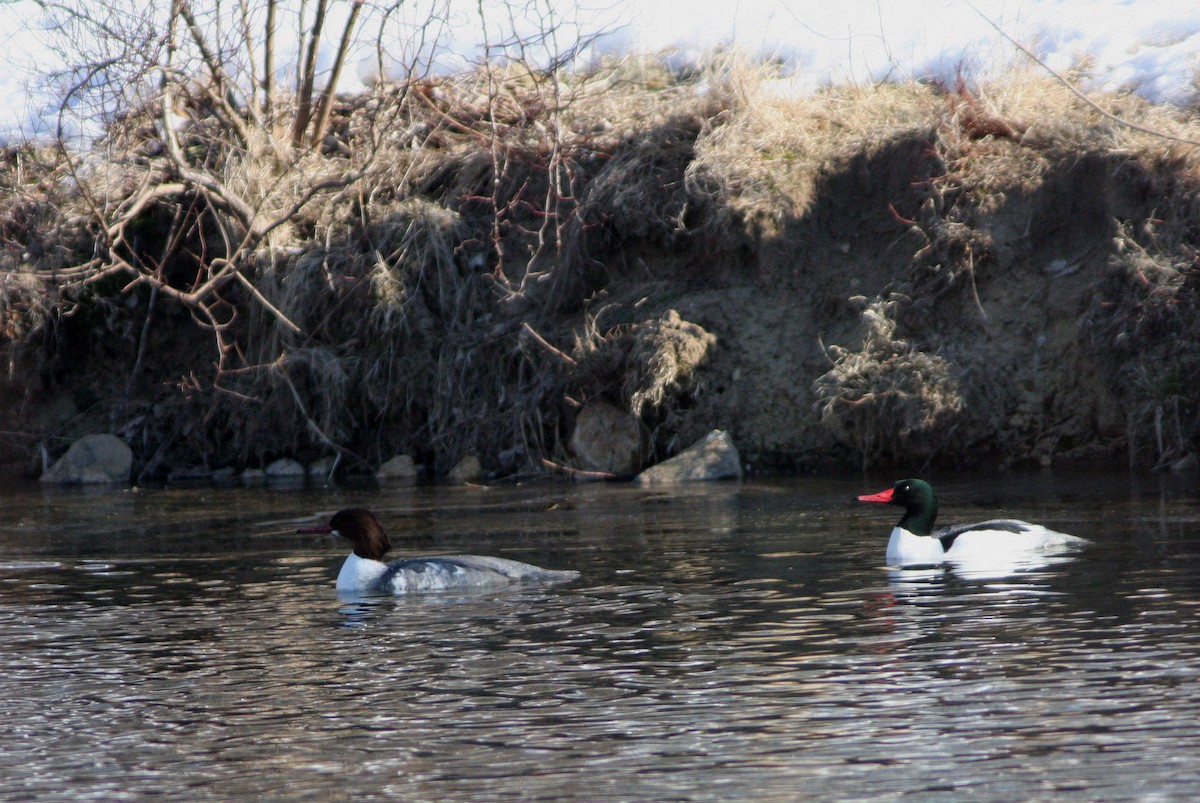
[623,310,717,417]
[815,299,964,467]
[7,53,1200,475]
[1088,224,1200,467]
[694,67,942,220]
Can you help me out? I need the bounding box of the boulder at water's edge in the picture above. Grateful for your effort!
[376,454,419,482]
[448,454,483,484]
[633,430,742,485]
[570,399,643,476]
[40,434,133,484]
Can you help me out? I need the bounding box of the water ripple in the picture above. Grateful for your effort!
[1,477,1199,799]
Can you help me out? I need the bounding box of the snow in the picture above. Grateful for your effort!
[1,0,1199,143]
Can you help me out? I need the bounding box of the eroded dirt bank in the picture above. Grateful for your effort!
[2,66,1198,480]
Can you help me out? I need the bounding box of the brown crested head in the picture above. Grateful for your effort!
[329,508,392,560]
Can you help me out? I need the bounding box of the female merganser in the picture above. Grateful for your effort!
[299,508,579,594]
[857,479,1087,567]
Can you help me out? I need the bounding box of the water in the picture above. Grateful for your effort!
[1,472,1199,801]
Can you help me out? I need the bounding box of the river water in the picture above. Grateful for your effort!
[1,471,1198,801]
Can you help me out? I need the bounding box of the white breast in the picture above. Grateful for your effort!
[336,554,389,592]
[885,527,947,566]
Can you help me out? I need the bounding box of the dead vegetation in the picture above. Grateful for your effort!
[800,71,1200,469]
[4,53,1200,478]
[815,299,964,469]
[0,56,737,478]
[1090,224,1200,468]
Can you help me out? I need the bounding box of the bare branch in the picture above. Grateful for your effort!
[234,271,302,334]
[309,0,365,150]
[966,0,1200,148]
[291,0,330,148]
[262,0,277,118]
[273,355,370,467]
[235,0,265,130]
[174,0,254,147]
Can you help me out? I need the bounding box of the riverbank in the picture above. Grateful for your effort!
[2,59,1199,481]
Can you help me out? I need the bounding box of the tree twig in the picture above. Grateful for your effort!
[520,322,577,365]
[965,0,1200,148]
[309,0,364,150]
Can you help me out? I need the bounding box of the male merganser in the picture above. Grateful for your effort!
[299,508,579,594]
[857,479,1087,567]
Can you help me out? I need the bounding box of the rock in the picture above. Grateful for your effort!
[167,465,211,482]
[1169,453,1198,472]
[307,456,337,481]
[376,454,418,482]
[210,466,238,485]
[633,430,743,485]
[570,399,642,475]
[241,468,266,486]
[265,458,305,478]
[39,434,132,485]
[448,454,482,484]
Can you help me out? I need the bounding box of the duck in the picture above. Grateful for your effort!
[857,478,1087,567]
[299,508,579,594]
